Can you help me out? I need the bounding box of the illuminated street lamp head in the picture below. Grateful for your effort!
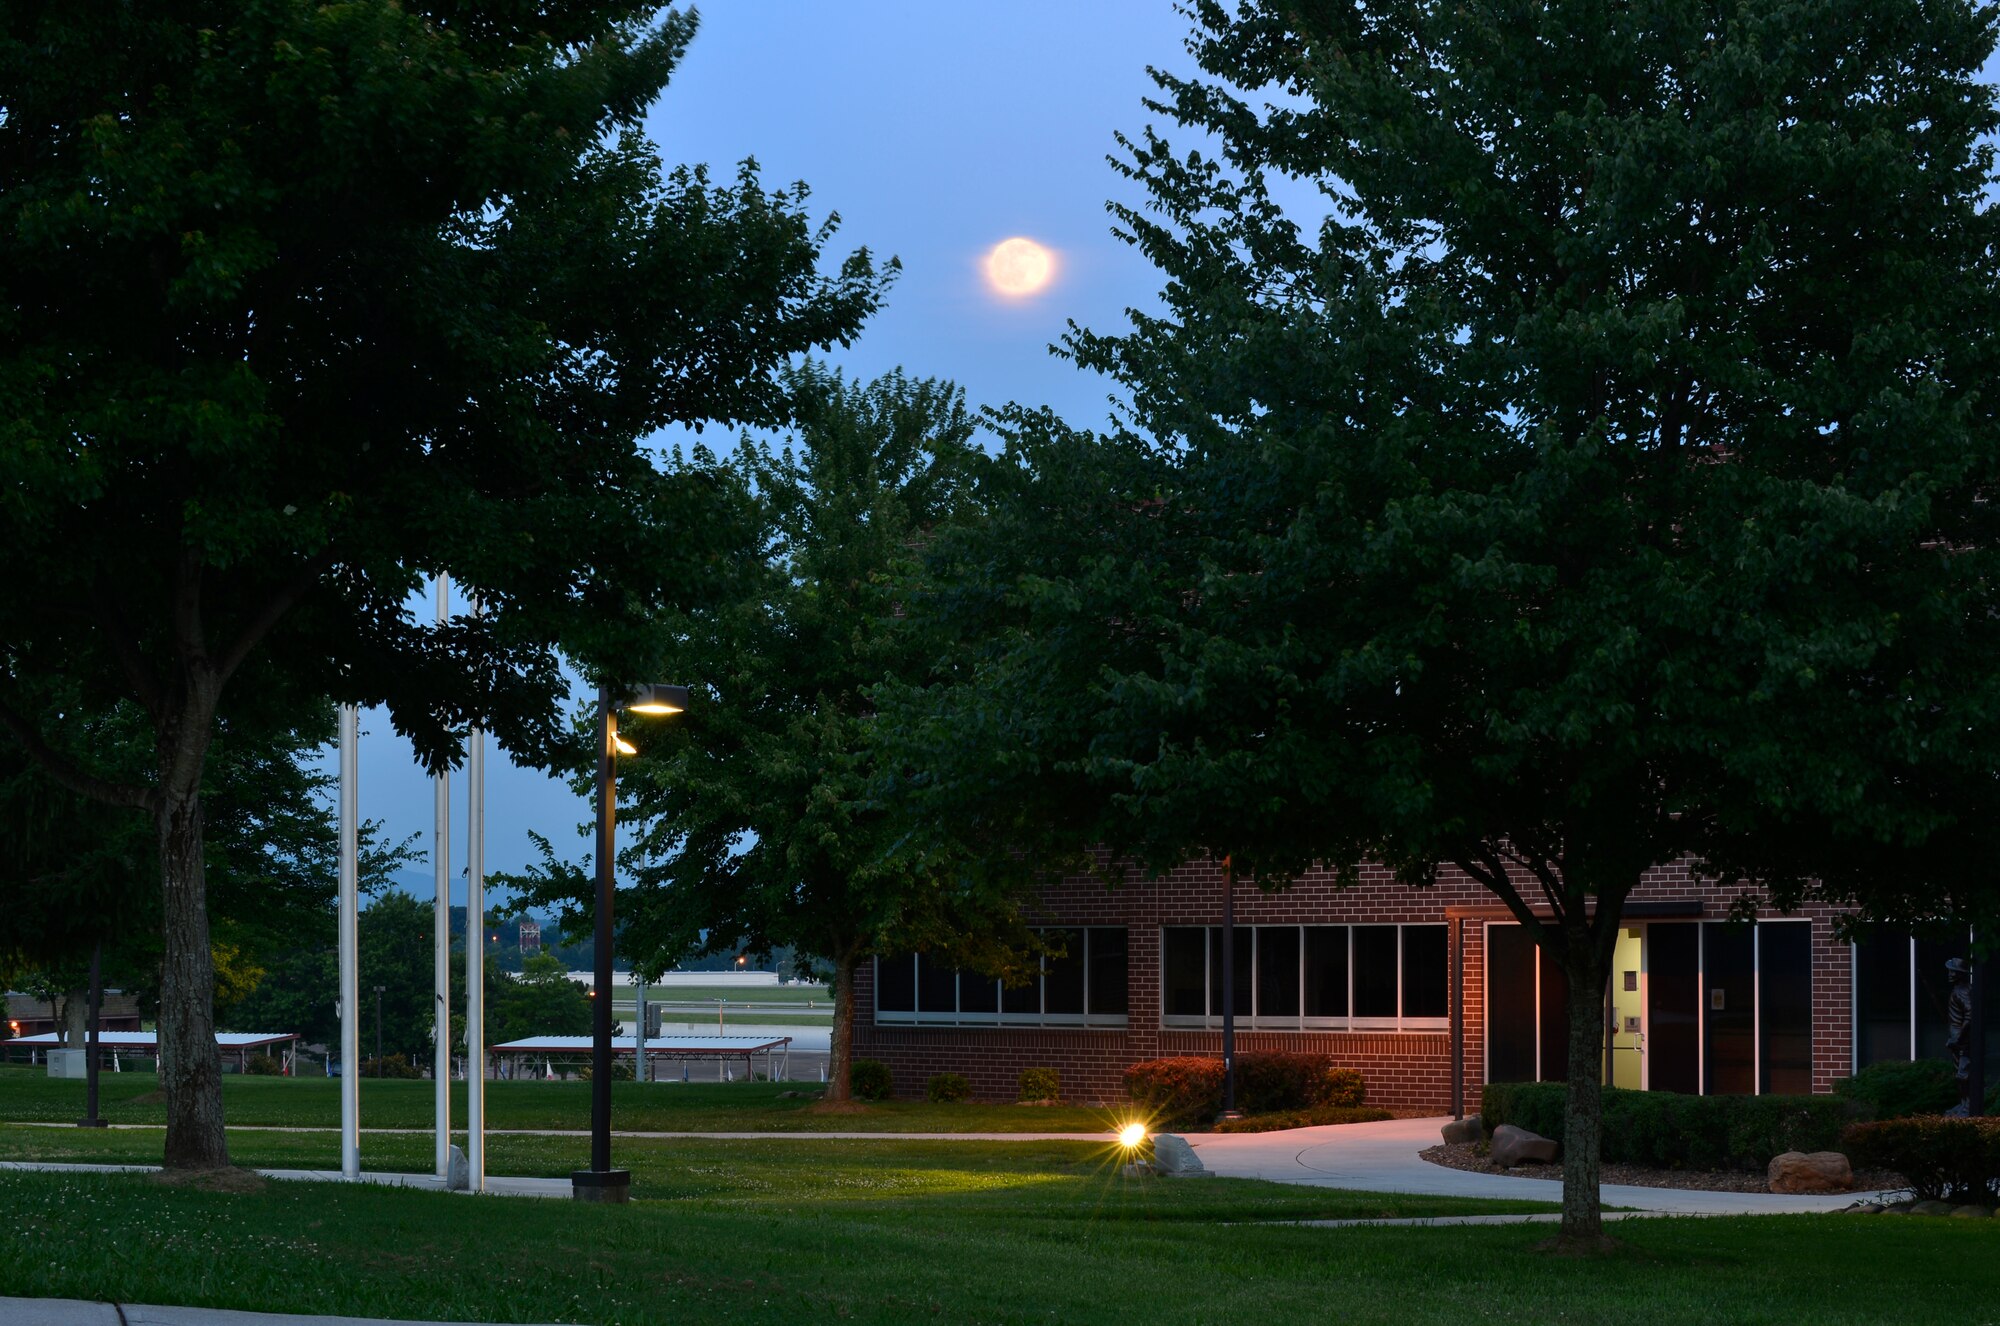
[1118,1122,1148,1150]
[612,734,637,756]
[624,682,690,716]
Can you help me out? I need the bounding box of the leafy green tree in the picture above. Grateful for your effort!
[895,0,2000,1245]
[510,366,1035,1099]
[0,4,885,1168]
[491,953,595,1044]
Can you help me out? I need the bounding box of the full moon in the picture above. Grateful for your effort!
[984,236,1056,298]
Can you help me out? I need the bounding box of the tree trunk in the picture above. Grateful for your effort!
[1554,943,1613,1251]
[60,990,87,1048]
[824,954,858,1103]
[156,776,230,1170]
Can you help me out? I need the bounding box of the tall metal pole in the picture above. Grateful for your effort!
[574,683,630,1201]
[433,573,452,1178]
[338,702,360,1180]
[1221,854,1238,1119]
[1971,928,1987,1118]
[635,972,649,1086]
[78,941,105,1128]
[466,655,486,1192]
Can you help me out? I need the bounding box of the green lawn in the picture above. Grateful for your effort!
[633,983,829,1006]
[0,1067,1117,1133]
[0,1157,1988,1324]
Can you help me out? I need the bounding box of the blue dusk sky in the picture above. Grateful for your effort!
[352,1,1207,898]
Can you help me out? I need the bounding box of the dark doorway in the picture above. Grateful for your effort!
[1704,922,1756,1095]
[1648,923,1699,1094]
[1485,923,1537,1083]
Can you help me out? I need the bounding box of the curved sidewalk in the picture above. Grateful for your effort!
[1184,1115,1893,1215]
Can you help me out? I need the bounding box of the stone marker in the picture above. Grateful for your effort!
[1766,1150,1852,1194]
[1489,1124,1558,1168]
[1152,1133,1209,1177]
[1441,1115,1484,1145]
[447,1144,469,1192]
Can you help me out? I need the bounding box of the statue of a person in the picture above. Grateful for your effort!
[1945,957,1975,1117]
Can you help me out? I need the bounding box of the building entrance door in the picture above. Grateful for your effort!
[1607,927,1645,1089]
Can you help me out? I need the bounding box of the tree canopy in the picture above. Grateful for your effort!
[0,2,887,1167]
[509,365,1035,1098]
[892,0,2000,1244]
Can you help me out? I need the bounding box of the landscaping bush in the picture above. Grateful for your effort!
[926,1072,971,1103]
[849,1058,893,1101]
[577,1059,634,1082]
[1126,1054,1369,1125]
[244,1053,284,1076]
[1212,1105,1393,1134]
[1833,1059,1958,1120]
[1844,1116,2000,1204]
[1124,1057,1225,1127]
[1479,1082,1853,1170]
[357,1053,422,1080]
[1018,1067,1061,1103]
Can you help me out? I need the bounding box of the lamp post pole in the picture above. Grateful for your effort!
[374,986,385,1076]
[575,682,631,1202]
[77,940,106,1128]
[1220,854,1239,1120]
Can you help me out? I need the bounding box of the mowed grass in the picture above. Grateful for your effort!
[0,1159,1990,1325]
[0,1066,1113,1133]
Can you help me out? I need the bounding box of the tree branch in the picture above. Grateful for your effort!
[216,551,334,685]
[0,690,156,812]
[84,580,165,718]
[1460,844,1549,948]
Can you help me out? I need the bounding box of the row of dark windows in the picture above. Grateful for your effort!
[874,928,1129,1025]
[1162,924,1449,1026]
[1484,921,1813,1095]
[1853,923,1998,1078]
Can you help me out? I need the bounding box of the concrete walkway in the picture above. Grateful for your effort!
[0,1297,556,1326]
[1185,1116,1896,1214]
[6,1123,1115,1141]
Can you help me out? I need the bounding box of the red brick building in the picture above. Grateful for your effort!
[854,859,1985,1112]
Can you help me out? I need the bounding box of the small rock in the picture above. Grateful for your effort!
[1910,1200,1957,1216]
[1489,1124,1559,1168]
[446,1145,468,1192]
[1767,1150,1852,1195]
[1950,1205,1992,1218]
[1846,1203,1885,1214]
[1441,1115,1484,1145]
[1151,1133,1209,1177]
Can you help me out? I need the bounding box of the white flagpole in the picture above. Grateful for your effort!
[466,599,487,1192]
[338,702,360,1180]
[434,574,453,1179]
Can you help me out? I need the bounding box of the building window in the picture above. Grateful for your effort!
[1160,923,1449,1031]
[1853,923,1997,1083]
[873,928,1130,1027]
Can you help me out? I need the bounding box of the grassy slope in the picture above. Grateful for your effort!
[0,1159,1989,1325]
[0,1068,1115,1133]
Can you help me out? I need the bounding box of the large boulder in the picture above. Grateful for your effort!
[1489,1124,1559,1168]
[1766,1150,1852,1194]
[1441,1115,1484,1145]
[446,1144,469,1192]
[1152,1133,1209,1177]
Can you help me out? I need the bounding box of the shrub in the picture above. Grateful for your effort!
[849,1058,893,1101]
[1479,1082,1853,1170]
[1212,1105,1394,1134]
[1845,1117,2000,1204]
[1833,1059,1959,1120]
[244,1053,284,1076]
[357,1053,422,1079]
[926,1072,971,1103]
[1317,1066,1367,1108]
[1018,1067,1062,1103]
[1124,1057,1225,1127]
[576,1059,634,1082]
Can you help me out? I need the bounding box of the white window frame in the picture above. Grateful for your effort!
[872,927,1130,1029]
[1159,922,1449,1033]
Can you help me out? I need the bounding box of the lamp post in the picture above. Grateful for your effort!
[77,940,106,1128]
[374,985,385,1076]
[573,681,688,1204]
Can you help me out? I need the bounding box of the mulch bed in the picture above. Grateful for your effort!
[1420,1141,1906,1195]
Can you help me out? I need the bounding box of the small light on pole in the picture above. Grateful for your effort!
[574,680,689,1206]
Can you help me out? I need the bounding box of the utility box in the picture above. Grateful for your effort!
[46,1049,86,1080]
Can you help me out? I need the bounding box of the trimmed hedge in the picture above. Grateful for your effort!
[849,1058,892,1101]
[1480,1082,1854,1170]
[926,1072,971,1103]
[1845,1116,2000,1204]
[1833,1059,1958,1120]
[1125,1053,1369,1127]
[1018,1067,1062,1103]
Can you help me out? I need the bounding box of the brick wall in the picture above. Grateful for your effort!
[852,857,1858,1112]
